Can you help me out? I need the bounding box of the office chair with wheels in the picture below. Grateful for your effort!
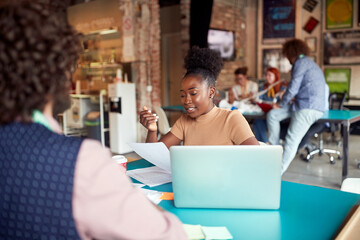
[299,122,342,163]
[299,91,347,164]
[326,92,347,145]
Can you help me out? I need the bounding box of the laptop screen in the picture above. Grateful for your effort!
[170,145,283,209]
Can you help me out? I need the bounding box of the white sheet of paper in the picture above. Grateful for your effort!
[183,224,205,240]
[139,188,162,205]
[202,226,233,240]
[127,142,171,173]
[132,183,145,188]
[126,166,172,187]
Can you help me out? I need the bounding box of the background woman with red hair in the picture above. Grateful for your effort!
[252,67,286,142]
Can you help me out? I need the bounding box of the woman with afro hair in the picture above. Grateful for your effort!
[140,46,259,147]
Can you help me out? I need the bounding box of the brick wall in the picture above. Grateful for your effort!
[133,0,161,109]
[180,0,247,90]
[130,0,161,141]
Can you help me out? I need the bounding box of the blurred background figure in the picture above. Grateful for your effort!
[267,39,327,174]
[232,67,258,100]
[218,88,241,110]
[253,67,286,142]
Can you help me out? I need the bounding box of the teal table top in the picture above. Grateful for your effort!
[128,159,360,240]
[320,109,360,121]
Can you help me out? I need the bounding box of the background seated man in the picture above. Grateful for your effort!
[266,39,327,174]
[219,88,241,110]
[232,67,258,100]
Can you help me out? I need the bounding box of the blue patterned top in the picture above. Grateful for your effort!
[280,56,327,112]
[0,122,83,239]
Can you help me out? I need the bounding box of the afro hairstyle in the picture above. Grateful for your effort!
[183,46,224,87]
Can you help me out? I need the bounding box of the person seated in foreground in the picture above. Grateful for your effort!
[0,2,187,239]
[140,46,259,147]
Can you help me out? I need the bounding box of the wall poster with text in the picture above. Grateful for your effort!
[323,30,360,65]
[326,0,353,29]
[263,0,296,44]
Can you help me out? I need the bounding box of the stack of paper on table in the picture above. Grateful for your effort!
[127,166,172,187]
[127,142,172,187]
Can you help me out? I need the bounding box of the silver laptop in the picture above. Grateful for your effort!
[170,145,283,209]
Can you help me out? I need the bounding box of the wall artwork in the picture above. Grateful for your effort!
[303,17,319,34]
[303,0,318,12]
[262,0,296,44]
[207,29,235,61]
[305,37,317,52]
[324,30,360,65]
[324,68,351,94]
[262,48,292,78]
[326,0,353,29]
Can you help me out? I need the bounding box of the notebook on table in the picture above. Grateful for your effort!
[170,145,283,209]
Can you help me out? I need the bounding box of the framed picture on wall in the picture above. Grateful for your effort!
[324,68,351,94]
[305,37,317,52]
[303,0,318,12]
[262,0,296,44]
[207,29,235,61]
[323,30,360,65]
[262,48,292,78]
[326,0,353,29]
[303,17,319,34]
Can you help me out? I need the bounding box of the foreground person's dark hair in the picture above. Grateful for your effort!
[0,1,81,124]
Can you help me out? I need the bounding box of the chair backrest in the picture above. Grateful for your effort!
[214,89,226,107]
[328,91,347,133]
[329,91,347,110]
[153,106,171,136]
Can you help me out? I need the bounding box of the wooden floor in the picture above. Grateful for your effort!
[282,133,360,190]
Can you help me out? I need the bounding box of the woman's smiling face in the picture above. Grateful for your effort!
[266,71,276,84]
[180,74,215,118]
